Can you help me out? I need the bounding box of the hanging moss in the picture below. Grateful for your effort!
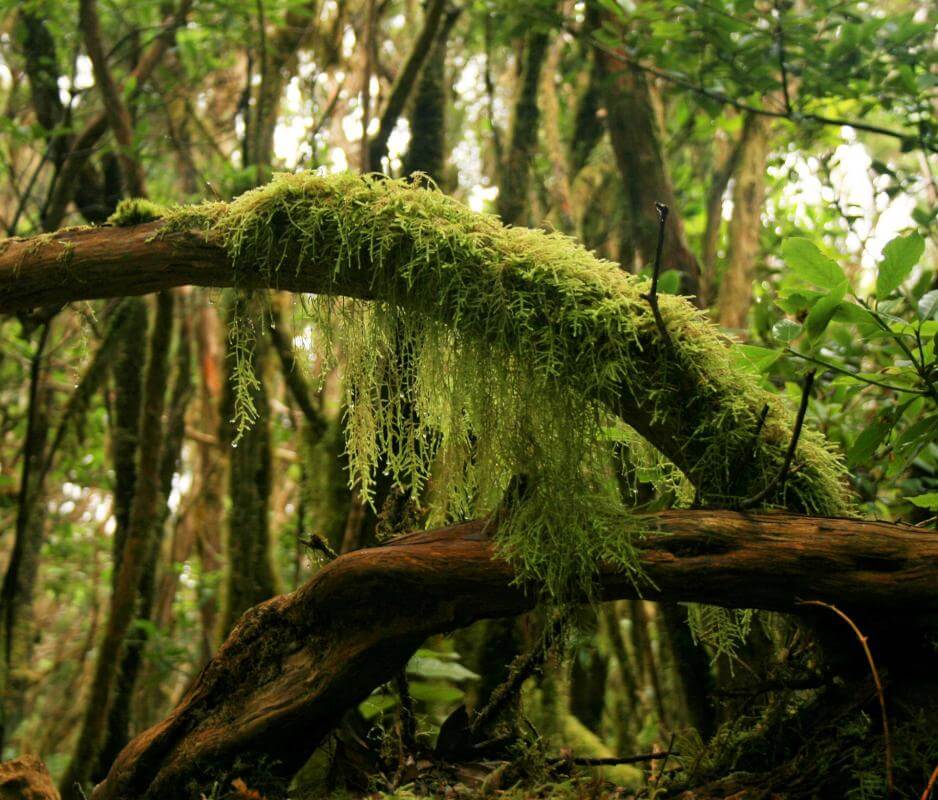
[160,172,850,603]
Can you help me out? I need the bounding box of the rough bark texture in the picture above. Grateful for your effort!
[94,310,193,779]
[598,42,701,299]
[193,302,226,661]
[79,0,147,197]
[0,326,51,753]
[540,38,576,232]
[717,113,773,330]
[497,29,551,225]
[92,510,938,799]
[60,292,175,800]
[219,293,280,636]
[246,0,333,177]
[43,0,190,229]
[0,755,59,800]
[368,0,447,171]
[108,298,148,589]
[700,131,741,307]
[401,7,461,183]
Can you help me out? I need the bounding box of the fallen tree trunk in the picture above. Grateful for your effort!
[93,510,938,799]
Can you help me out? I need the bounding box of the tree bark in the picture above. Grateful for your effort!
[93,510,938,799]
[699,130,741,308]
[79,0,147,197]
[42,0,191,229]
[717,113,773,330]
[497,29,552,225]
[401,7,461,183]
[193,301,226,661]
[0,326,51,753]
[368,0,448,171]
[108,299,148,589]
[60,292,175,800]
[218,293,280,636]
[94,308,193,779]
[596,34,700,299]
[0,214,843,511]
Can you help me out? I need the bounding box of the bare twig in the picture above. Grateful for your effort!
[395,669,417,755]
[784,347,926,395]
[470,614,565,736]
[922,764,938,800]
[548,751,679,767]
[742,403,771,470]
[739,369,815,509]
[640,202,673,348]
[798,600,892,799]
[656,732,677,785]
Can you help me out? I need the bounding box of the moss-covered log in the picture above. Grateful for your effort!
[92,511,938,799]
[0,174,848,522]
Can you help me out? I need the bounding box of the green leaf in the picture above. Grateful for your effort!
[772,319,803,343]
[776,291,819,314]
[833,301,878,326]
[408,682,465,704]
[657,269,682,295]
[847,421,891,467]
[407,654,479,682]
[782,238,846,289]
[918,289,938,321]
[886,414,938,478]
[908,492,938,510]
[876,233,924,297]
[732,344,781,373]
[359,693,396,719]
[805,283,847,340]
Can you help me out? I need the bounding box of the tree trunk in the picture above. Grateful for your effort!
[368,0,448,171]
[699,130,741,307]
[497,28,551,225]
[94,309,193,779]
[218,292,280,636]
[717,113,773,330]
[109,299,148,588]
[0,323,51,753]
[658,602,716,739]
[60,291,175,800]
[401,7,461,183]
[93,510,938,799]
[193,301,226,660]
[597,38,701,299]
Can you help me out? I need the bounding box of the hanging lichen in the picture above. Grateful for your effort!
[154,171,850,603]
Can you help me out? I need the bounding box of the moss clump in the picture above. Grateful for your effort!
[107,198,168,227]
[162,172,850,602]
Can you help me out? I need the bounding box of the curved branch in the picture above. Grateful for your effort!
[93,510,938,799]
[0,174,848,513]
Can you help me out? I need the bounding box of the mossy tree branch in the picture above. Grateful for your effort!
[0,174,847,520]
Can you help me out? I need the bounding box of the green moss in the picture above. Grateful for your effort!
[160,172,850,603]
[107,198,168,227]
